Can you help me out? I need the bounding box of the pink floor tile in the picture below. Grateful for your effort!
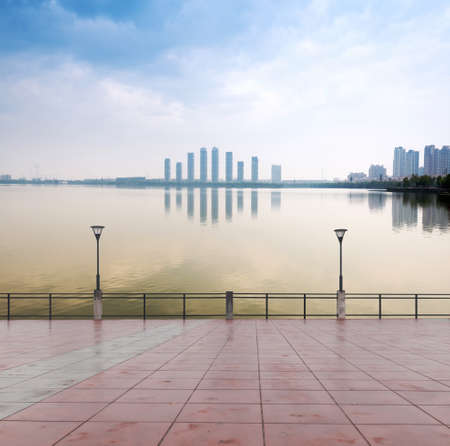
[262,390,333,404]
[178,403,262,423]
[358,425,450,446]
[329,390,408,405]
[117,389,192,403]
[263,404,349,424]
[161,423,263,446]
[382,380,450,391]
[190,389,261,404]
[0,421,81,446]
[419,405,450,425]
[7,403,106,421]
[57,422,169,446]
[137,378,200,389]
[44,388,125,403]
[264,424,367,446]
[319,379,387,391]
[341,404,439,424]
[397,391,450,405]
[260,379,323,390]
[92,403,183,422]
[198,378,260,389]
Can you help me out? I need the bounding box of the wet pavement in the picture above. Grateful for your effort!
[0,319,449,445]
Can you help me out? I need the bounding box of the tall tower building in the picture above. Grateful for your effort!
[393,147,406,178]
[187,152,194,181]
[440,146,450,175]
[405,150,419,177]
[200,148,207,182]
[211,147,219,182]
[237,161,244,182]
[225,152,233,182]
[176,162,182,182]
[251,156,259,182]
[271,165,282,183]
[424,145,436,176]
[164,158,171,181]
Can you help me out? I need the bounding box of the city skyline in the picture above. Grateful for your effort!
[1,1,449,180]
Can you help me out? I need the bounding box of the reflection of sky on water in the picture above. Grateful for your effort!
[0,186,449,293]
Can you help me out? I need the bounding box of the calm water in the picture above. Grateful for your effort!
[1,185,449,295]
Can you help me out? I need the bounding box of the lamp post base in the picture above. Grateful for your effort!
[94,289,103,320]
[337,290,346,320]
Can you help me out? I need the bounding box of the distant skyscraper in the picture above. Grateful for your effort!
[405,150,419,177]
[271,165,282,183]
[368,164,387,180]
[439,146,450,175]
[424,145,436,176]
[393,147,406,178]
[200,148,207,182]
[237,161,244,182]
[251,156,259,182]
[164,158,171,181]
[211,147,219,182]
[226,152,233,182]
[176,162,182,182]
[187,152,194,181]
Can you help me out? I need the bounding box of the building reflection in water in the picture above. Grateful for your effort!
[422,195,449,232]
[187,188,194,219]
[237,190,244,212]
[164,188,170,213]
[392,193,418,229]
[176,188,182,209]
[347,192,367,204]
[368,191,387,212]
[211,188,219,224]
[200,188,207,223]
[251,190,258,217]
[225,189,232,221]
[271,191,281,210]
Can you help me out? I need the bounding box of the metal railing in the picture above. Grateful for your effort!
[0,292,449,319]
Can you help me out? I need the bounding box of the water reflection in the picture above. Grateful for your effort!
[251,190,258,217]
[368,192,387,212]
[225,189,232,221]
[392,193,418,229]
[164,187,170,213]
[176,189,182,209]
[423,195,449,232]
[187,188,194,219]
[237,190,244,212]
[211,188,219,223]
[200,188,207,223]
[271,191,281,210]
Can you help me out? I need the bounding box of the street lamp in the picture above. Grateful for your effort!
[334,229,347,292]
[90,225,105,291]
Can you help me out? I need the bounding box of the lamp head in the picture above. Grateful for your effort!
[91,225,105,239]
[334,228,347,242]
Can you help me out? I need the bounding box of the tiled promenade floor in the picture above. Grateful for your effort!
[0,319,450,445]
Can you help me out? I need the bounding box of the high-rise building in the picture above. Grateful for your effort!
[237,161,244,182]
[393,147,406,178]
[368,164,387,180]
[439,146,450,175]
[424,145,436,176]
[164,158,171,181]
[200,148,207,182]
[211,147,219,182]
[251,156,259,182]
[271,165,282,183]
[226,152,233,182]
[187,152,194,181]
[405,150,419,177]
[176,162,182,182]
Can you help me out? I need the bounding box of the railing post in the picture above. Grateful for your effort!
[94,289,103,320]
[337,290,346,320]
[183,293,186,320]
[49,293,52,320]
[415,294,418,319]
[303,294,306,320]
[7,293,10,320]
[378,294,382,319]
[265,293,269,320]
[143,293,146,320]
[226,291,233,320]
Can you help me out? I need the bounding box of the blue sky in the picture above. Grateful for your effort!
[0,0,449,179]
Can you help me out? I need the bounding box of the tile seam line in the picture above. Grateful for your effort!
[269,320,372,446]
[156,320,241,446]
[289,321,450,429]
[256,320,267,446]
[50,319,218,445]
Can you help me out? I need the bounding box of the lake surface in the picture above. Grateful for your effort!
[1,185,449,296]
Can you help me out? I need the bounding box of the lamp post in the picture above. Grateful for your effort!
[334,228,347,320]
[91,225,105,320]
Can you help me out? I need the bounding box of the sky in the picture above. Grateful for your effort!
[0,0,449,180]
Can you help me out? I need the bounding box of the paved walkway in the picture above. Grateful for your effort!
[0,319,449,445]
